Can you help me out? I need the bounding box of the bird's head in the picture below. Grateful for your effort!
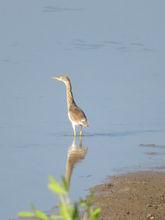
[52,75,70,84]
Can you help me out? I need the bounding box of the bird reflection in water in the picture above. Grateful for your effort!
[65,136,88,189]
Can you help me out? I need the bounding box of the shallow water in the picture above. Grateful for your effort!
[0,0,165,219]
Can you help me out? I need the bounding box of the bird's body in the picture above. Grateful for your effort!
[52,75,88,136]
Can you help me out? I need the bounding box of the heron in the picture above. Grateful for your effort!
[52,75,88,136]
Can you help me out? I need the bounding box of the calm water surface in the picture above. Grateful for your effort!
[0,0,165,219]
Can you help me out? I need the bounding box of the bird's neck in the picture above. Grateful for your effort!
[65,81,76,109]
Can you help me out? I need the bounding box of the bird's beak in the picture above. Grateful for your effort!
[51,76,59,80]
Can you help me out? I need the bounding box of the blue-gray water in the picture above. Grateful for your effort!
[0,0,165,219]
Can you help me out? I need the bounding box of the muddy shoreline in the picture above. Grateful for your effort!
[91,171,165,220]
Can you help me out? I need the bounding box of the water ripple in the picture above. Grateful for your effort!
[65,38,156,52]
[50,129,163,138]
[43,6,85,13]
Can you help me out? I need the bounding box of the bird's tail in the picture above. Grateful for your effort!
[82,120,89,127]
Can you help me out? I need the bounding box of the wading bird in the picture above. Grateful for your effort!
[52,75,88,136]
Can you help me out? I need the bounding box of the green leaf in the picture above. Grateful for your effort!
[48,176,67,195]
[34,209,48,220]
[18,211,34,217]
[89,208,101,220]
[60,203,72,220]
[61,176,69,191]
[72,203,80,219]
[80,200,87,208]
[92,208,101,216]
[50,214,63,220]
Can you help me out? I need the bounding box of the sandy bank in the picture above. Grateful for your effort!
[91,171,165,220]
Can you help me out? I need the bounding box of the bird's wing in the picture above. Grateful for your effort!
[69,105,88,125]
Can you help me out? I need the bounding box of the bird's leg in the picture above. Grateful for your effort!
[72,124,76,137]
[71,134,76,147]
[79,133,83,147]
[80,125,83,137]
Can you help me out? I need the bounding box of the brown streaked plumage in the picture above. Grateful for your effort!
[52,75,88,136]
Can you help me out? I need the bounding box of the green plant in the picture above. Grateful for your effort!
[18,176,100,220]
